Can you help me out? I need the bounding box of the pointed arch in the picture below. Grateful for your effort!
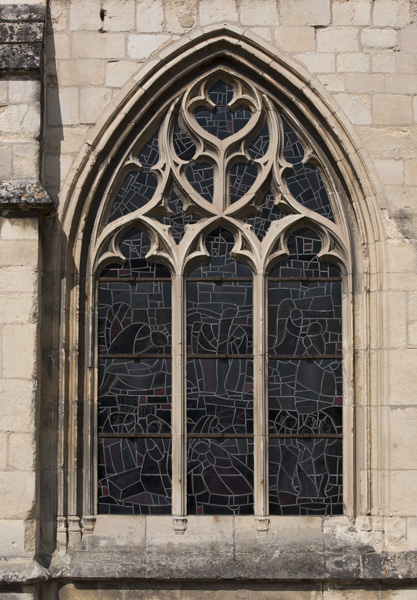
[53,25,388,543]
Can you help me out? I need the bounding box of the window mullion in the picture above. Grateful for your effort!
[171,273,187,520]
[253,271,268,518]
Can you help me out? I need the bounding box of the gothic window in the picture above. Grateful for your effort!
[95,73,346,518]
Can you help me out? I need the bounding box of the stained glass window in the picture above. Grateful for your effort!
[97,74,346,518]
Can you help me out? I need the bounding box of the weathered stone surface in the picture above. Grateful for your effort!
[0,180,55,212]
[0,43,43,71]
[0,5,45,71]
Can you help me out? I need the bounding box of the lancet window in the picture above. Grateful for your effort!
[94,72,347,518]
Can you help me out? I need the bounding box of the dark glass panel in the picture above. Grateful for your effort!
[194,80,252,140]
[247,190,285,240]
[109,132,159,221]
[98,281,171,353]
[100,228,171,279]
[268,359,342,436]
[248,122,269,160]
[187,280,253,354]
[186,162,214,203]
[230,162,258,203]
[269,437,343,515]
[189,228,252,278]
[268,281,342,356]
[187,437,254,515]
[173,122,196,161]
[187,358,253,434]
[286,163,335,222]
[159,190,200,243]
[283,120,305,165]
[98,437,171,514]
[269,228,341,279]
[99,358,172,432]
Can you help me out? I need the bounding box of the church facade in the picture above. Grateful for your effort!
[1,0,417,598]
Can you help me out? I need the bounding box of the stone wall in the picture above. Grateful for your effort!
[1,0,417,598]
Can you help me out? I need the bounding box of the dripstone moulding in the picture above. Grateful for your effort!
[0,4,45,71]
[0,180,56,213]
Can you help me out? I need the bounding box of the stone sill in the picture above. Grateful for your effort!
[0,558,49,584]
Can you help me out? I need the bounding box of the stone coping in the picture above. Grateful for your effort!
[0,558,49,584]
[0,4,45,71]
[0,180,56,213]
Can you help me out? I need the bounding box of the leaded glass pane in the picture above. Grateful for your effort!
[186,161,214,203]
[189,228,252,278]
[247,190,285,240]
[248,122,269,160]
[159,190,200,242]
[98,437,171,514]
[230,162,258,203]
[283,120,305,165]
[187,438,254,515]
[270,228,340,279]
[269,437,343,515]
[286,163,335,222]
[100,228,171,279]
[194,80,252,139]
[109,132,159,221]
[268,281,342,356]
[187,358,253,434]
[173,122,196,161]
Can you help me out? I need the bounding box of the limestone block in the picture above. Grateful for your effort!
[136,0,164,32]
[0,266,37,294]
[199,0,238,25]
[181,588,321,599]
[373,95,413,126]
[8,433,35,470]
[0,471,35,519]
[279,0,330,26]
[50,0,68,31]
[317,74,345,92]
[0,433,6,470]
[0,242,38,267]
[8,80,40,105]
[46,33,71,60]
[374,159,404,186]
[387,290,407,348]
[2,323,37,379]
[373,0,411,27]
[238,0,278,26]
[92,515,145,546]
[0,519,26,555]
[250,27,272,41]
[69,0,101,31]
[334,94,371,125]
[101,0,135,32]
[317,27,359,52]
[401,29,417,54]
[358,126,417,160]
[345,73,384,93]
[361,28,397,50]
[387,240,417,274]
[127,34,171,59]
[323,585,379,599]
[389,349,417,404]
[59,584,98,600]
[12,143,39,179]
[405,162,417,187]
[58,60,105,86]
[105,60,139,87]
[382,589,417,599]
[337,52,369,73]
[385,518,407,550]
[385,75,417,95]
[275,27,315,53]
[146,515,233,553]
[372,53,396,73]
[0,80,8,105]
[413,97,417,124]
[396,54,415,75]
[407,518,417,551]
[390,407,417,470]
[391,470,417,515]
[408,321,417,346]
[165,0,197,33]
[297,52,335,73]
[80,87,113,124]
[0,293,35,324]
[0,145,12,178]
[0,104,39,141]
[0,594,36,600]
[72,32,126,59]
[332,0,371,25]
[0,217,39,243]
[46,87,79,127]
